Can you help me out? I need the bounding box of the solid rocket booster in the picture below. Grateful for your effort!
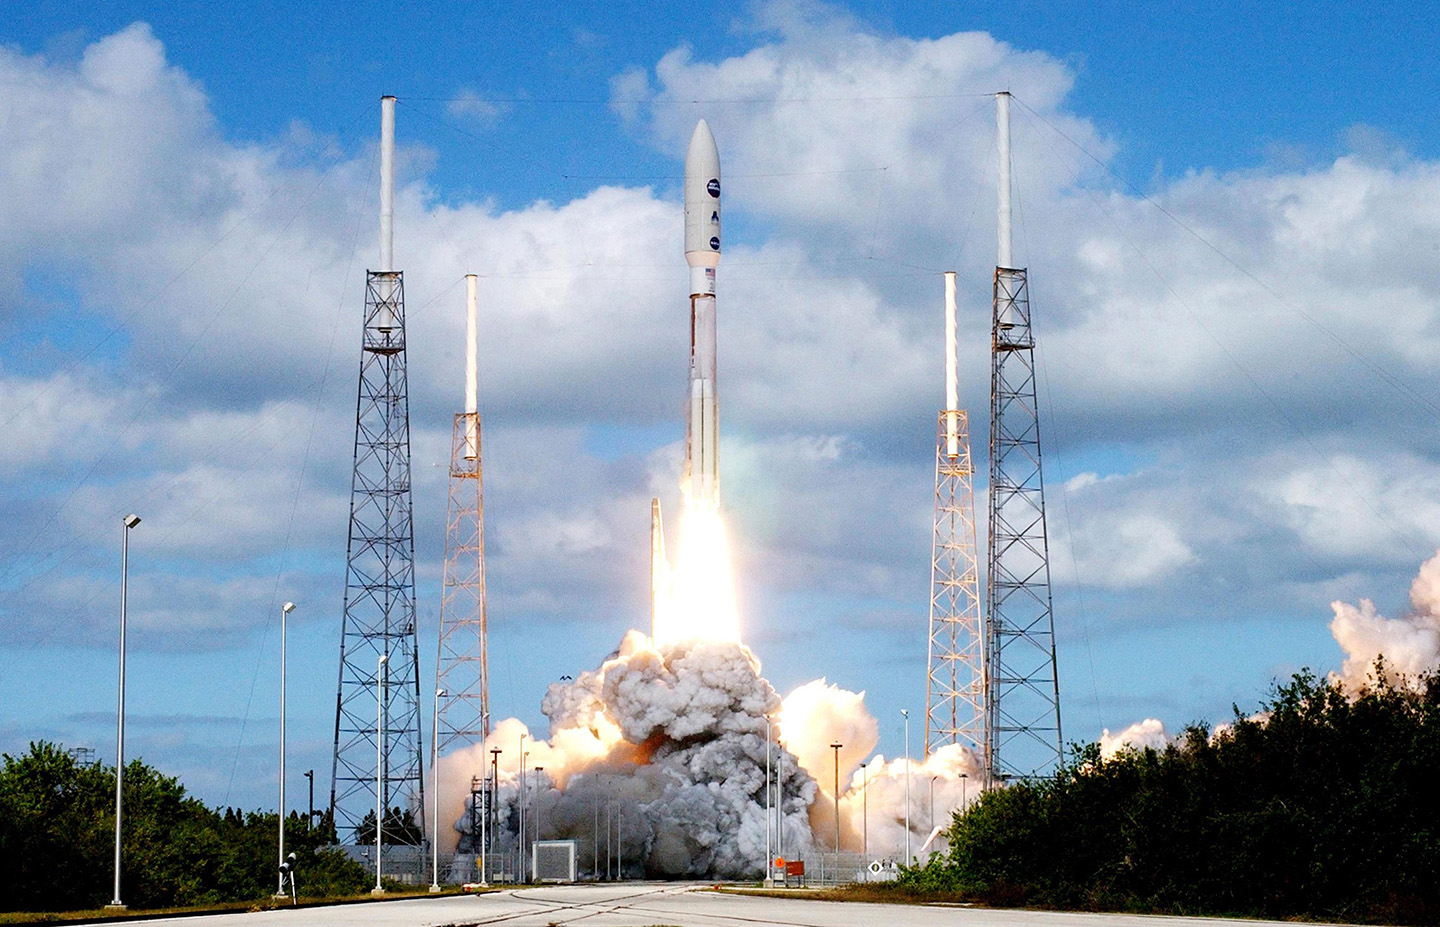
[684,120,721,507]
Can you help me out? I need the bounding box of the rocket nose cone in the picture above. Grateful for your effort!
[685,120,719,178]
[685,120,721,263]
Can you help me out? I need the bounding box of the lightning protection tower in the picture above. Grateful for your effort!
[925,271,985,759]
[436,274,490,751]
[984,91,1062,785]
[330,96,426,849]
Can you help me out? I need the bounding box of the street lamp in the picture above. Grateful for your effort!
[862,761,869,866]
[430,687,445,893]
[519,748,529,882]
[524,736,535,880]
[107,513,140,912]
[830,741,843,884]
[303,770,315,827]
[275,601,295,899]
[372,652,388,896]
[534,765,545,877]
[487,747,501,885]
[764,717,772,885]
[900,709,910,864]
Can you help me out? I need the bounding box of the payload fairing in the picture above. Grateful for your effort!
[683,119,721,508]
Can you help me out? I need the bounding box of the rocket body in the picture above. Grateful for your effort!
[684,120,721,508]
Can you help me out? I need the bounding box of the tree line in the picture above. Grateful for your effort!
[0,741,370,912]
[902,666,1440,925]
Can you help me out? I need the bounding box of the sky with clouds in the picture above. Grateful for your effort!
[4,0,1440,811]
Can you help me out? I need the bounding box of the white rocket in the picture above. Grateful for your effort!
[684,119,722,507]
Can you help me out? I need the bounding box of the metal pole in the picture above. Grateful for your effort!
[831,742,842,882]
[277,602,294,898]
[592,788,599,880]
[304,770,314,827]
[862,762,868,866]
[108,514,139,911]
[901,709,911,864]
[430,687,444,892]
[519,738,527,883]
[534,767,544,844]
[997,91,1012,269]
[617,807,623,881]
[373,652,388,894]
[764,718,772,884]
[489,749,500,882]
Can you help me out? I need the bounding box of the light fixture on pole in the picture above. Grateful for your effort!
[534,766,545,851]
[276,601,295,899]
[901,709,911,864]
[862,761,869,867]
[486,747,500,886]
[303,770,315,827]
[520,748,529,882]
[764,717,772,885]
[830,741,843,880]
[106,514,140,913]
[430,686,445,893]
[372,652,388,896]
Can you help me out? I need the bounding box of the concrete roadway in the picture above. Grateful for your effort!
[85,883,1345,927]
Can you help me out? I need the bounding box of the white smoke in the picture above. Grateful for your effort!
[441,631,818,879]
[1330,548,1440,690]
[431,634,987,876]
[1098,718,1170,760]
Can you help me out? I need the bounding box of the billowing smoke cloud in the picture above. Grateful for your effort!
[440,632,818,879]
[431,634,987,877]
[1099,718,1170,759]
[1330,548,1440,690]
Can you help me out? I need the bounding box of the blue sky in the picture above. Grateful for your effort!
[5,0,1440,813]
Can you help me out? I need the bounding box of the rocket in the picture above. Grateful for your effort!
[684,119,721,507]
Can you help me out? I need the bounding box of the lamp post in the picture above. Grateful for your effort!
[534,767,545,847]
[430,687,445,893]
[304,770,315,828]
[487,747,500,885]
[900,709,910,864]
[764,717,772,885]
[275,601,295,898]
[372,652,388,895]
[107,513,140,912]
[519,738,528,883]
[830,741,843,882]
[960,772,969,815]
[862,761,869,867]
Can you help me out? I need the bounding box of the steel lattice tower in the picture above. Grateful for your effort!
[437,275,489,751]
[983,92,1062,784]
[329,97,426,846]
[926,272,985,759]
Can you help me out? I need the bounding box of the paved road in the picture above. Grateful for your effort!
[85,883,1345,927]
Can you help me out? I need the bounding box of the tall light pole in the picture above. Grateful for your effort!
[901,709,911,864]
[487,747,500,885]
[862,762,869,866]
[764,717,772,885]
[372,652,388,896]
[275,601,295,898]
[519,748,529,882]
[430,686,445,893]
[107,513,140,912]
[534,765,545,875]
[303,770,315,828]
[830,741,843,882]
